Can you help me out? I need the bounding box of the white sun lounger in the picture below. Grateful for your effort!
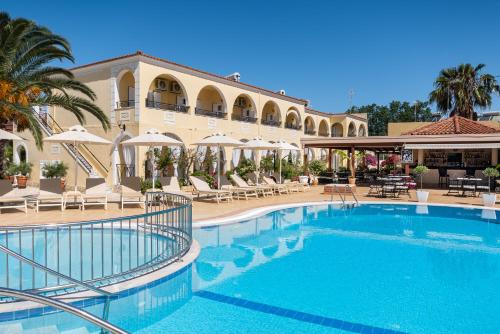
[220,176,258,200]
[230,174,274,197]
[120,176,145,210]
[159,176,193,199]
[0,180,27,214]
[36,178,64,212]
[82,178,108,210]
[189,176,233,203]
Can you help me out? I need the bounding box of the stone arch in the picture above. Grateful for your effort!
[358,124,367,137]
[304,116,316,135]
[147,73,189,112]
[111,132,136,185]
[285,108,301,130]
[261,100,281,127]
[231,94,257,123]
[13,141,27,164]
[116,70,135,108]
[318,119,329,137]
[347,122,356,137]
[331,123,343,137]
[195,85,227,117]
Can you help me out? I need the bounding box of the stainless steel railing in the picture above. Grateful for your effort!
[0,192,192,296]
[0,288,129,334]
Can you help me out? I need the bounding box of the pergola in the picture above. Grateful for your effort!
[301,133,500,177]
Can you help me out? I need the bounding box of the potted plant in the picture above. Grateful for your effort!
[15,162,32,189]
[4,163,17,183]
[42,161,69,190]
[308,160,326,186]
[482,167,499,207]
[413,165,430,203]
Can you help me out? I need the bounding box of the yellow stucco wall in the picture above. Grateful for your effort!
[15,54,368,186]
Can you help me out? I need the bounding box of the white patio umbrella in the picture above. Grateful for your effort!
[240,138,278,185]
[0,129,23,141]
[44,125,111,192]
[274,140,300,183]
[122,128,182,191]
[192,133,243,189]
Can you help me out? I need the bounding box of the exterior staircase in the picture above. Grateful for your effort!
[32,109,109,178]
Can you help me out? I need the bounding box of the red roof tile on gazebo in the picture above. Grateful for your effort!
[403,116,500,135]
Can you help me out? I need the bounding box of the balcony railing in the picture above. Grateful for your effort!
[232,114,258,123]
[304,129,317,135]
[285,124,302,130]
[117,100,135,109]
[145,99,188,113]
[261,119,281,127]
[195,107,227,118]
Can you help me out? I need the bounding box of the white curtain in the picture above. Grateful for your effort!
[243,149,253,160]
[232,149,241,168]
[209,146,218,174]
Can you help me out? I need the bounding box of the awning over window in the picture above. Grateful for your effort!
[404,143,500,150]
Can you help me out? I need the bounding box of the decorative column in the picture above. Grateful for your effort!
[492,148,498,165]
[350,146,355,178]
[417,149,424,165]
[327,148,332,171]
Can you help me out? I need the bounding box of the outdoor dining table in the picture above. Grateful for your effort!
[453,177,483,197]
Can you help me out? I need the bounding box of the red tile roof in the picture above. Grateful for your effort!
[403,116,500,135]
[70,51,308,104]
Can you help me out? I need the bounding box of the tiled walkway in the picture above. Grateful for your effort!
[0,186,496,226]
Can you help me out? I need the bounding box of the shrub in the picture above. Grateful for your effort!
[42,161,69,178]
[140,179,162,193]
[192,171,216,188]
[308,159,327,176]
[483,167,499,194]
[412,165,429,190]
[11,162,33,176]
[234,158,256,180]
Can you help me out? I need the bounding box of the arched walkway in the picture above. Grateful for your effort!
[304,116,316,135]
[318,120,329,137]
[261,101,281,127]
[195,85,226,118]
[116,70,135,108]
[111,133,136,185]
[285,109,301,130]
[146,74,189,113]
[348,122,357,137]
[331,123,343,137]
[232,94,257,123]
[358,124,367,137]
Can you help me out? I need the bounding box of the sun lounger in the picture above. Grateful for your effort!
[189,176,233,203]
[82,178,108,210]
[0,180,27,213]
[261,175,289,194]
[220,176,258,200]
[120,176,145,210]
[159,176,193,199]
[230,174,274,197]
[36,178,64,212]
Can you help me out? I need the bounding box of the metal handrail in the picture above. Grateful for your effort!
[0,192,192,296]
[0,245,112,297]
[32,110,109,174]
[0,288,128,334]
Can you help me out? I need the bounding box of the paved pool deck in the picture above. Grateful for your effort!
[0,186,497,226]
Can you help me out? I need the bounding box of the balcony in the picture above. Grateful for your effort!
[261,119,281,127]
[304,129,316,135]
[116,100,135,109]
[285,124,302,131]
[145,99,188,113]
[195,107,227,119]
[232,114,258,123]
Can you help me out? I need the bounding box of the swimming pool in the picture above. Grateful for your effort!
[1,203,500,333]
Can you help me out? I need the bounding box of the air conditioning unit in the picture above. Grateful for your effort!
[170,81,182,93]
[225,72,241,82]
[278,89,286,95]
[156,79,168,91]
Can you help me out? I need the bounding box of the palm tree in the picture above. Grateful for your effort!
[429,64,500,119]
[0,12,109,148]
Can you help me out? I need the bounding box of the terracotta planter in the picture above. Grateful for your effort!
[348,177,356,185]
[4,175,14,183]
[311,177,319,186]
[16,175,28,188]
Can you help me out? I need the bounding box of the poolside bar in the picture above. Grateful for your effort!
[302,132,500,186]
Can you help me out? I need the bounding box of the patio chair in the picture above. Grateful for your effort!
[381,184,399,198]
[82,178,108,210]
[438,168,449,188]
[36,178,64,212]
[159,176,193,199]
[461,179,476,197]
[0,180,27,213]
[395,181,410,197]
[220,176,258,200]
[446,179,461,196]
[476,180,490,194]
[120,176,145,210]
[189,176,233,203]
[367,180,382,197]
[261,175,289,194]
[230,174,274,197]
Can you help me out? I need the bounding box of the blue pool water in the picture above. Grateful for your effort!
[1,203,500,333]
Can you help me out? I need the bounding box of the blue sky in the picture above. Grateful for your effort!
[4,0,500,112]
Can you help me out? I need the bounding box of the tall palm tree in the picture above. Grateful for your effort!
[429,63,500,119]
[0,12,109,148]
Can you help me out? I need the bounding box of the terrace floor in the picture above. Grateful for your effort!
[0,186,497,226]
